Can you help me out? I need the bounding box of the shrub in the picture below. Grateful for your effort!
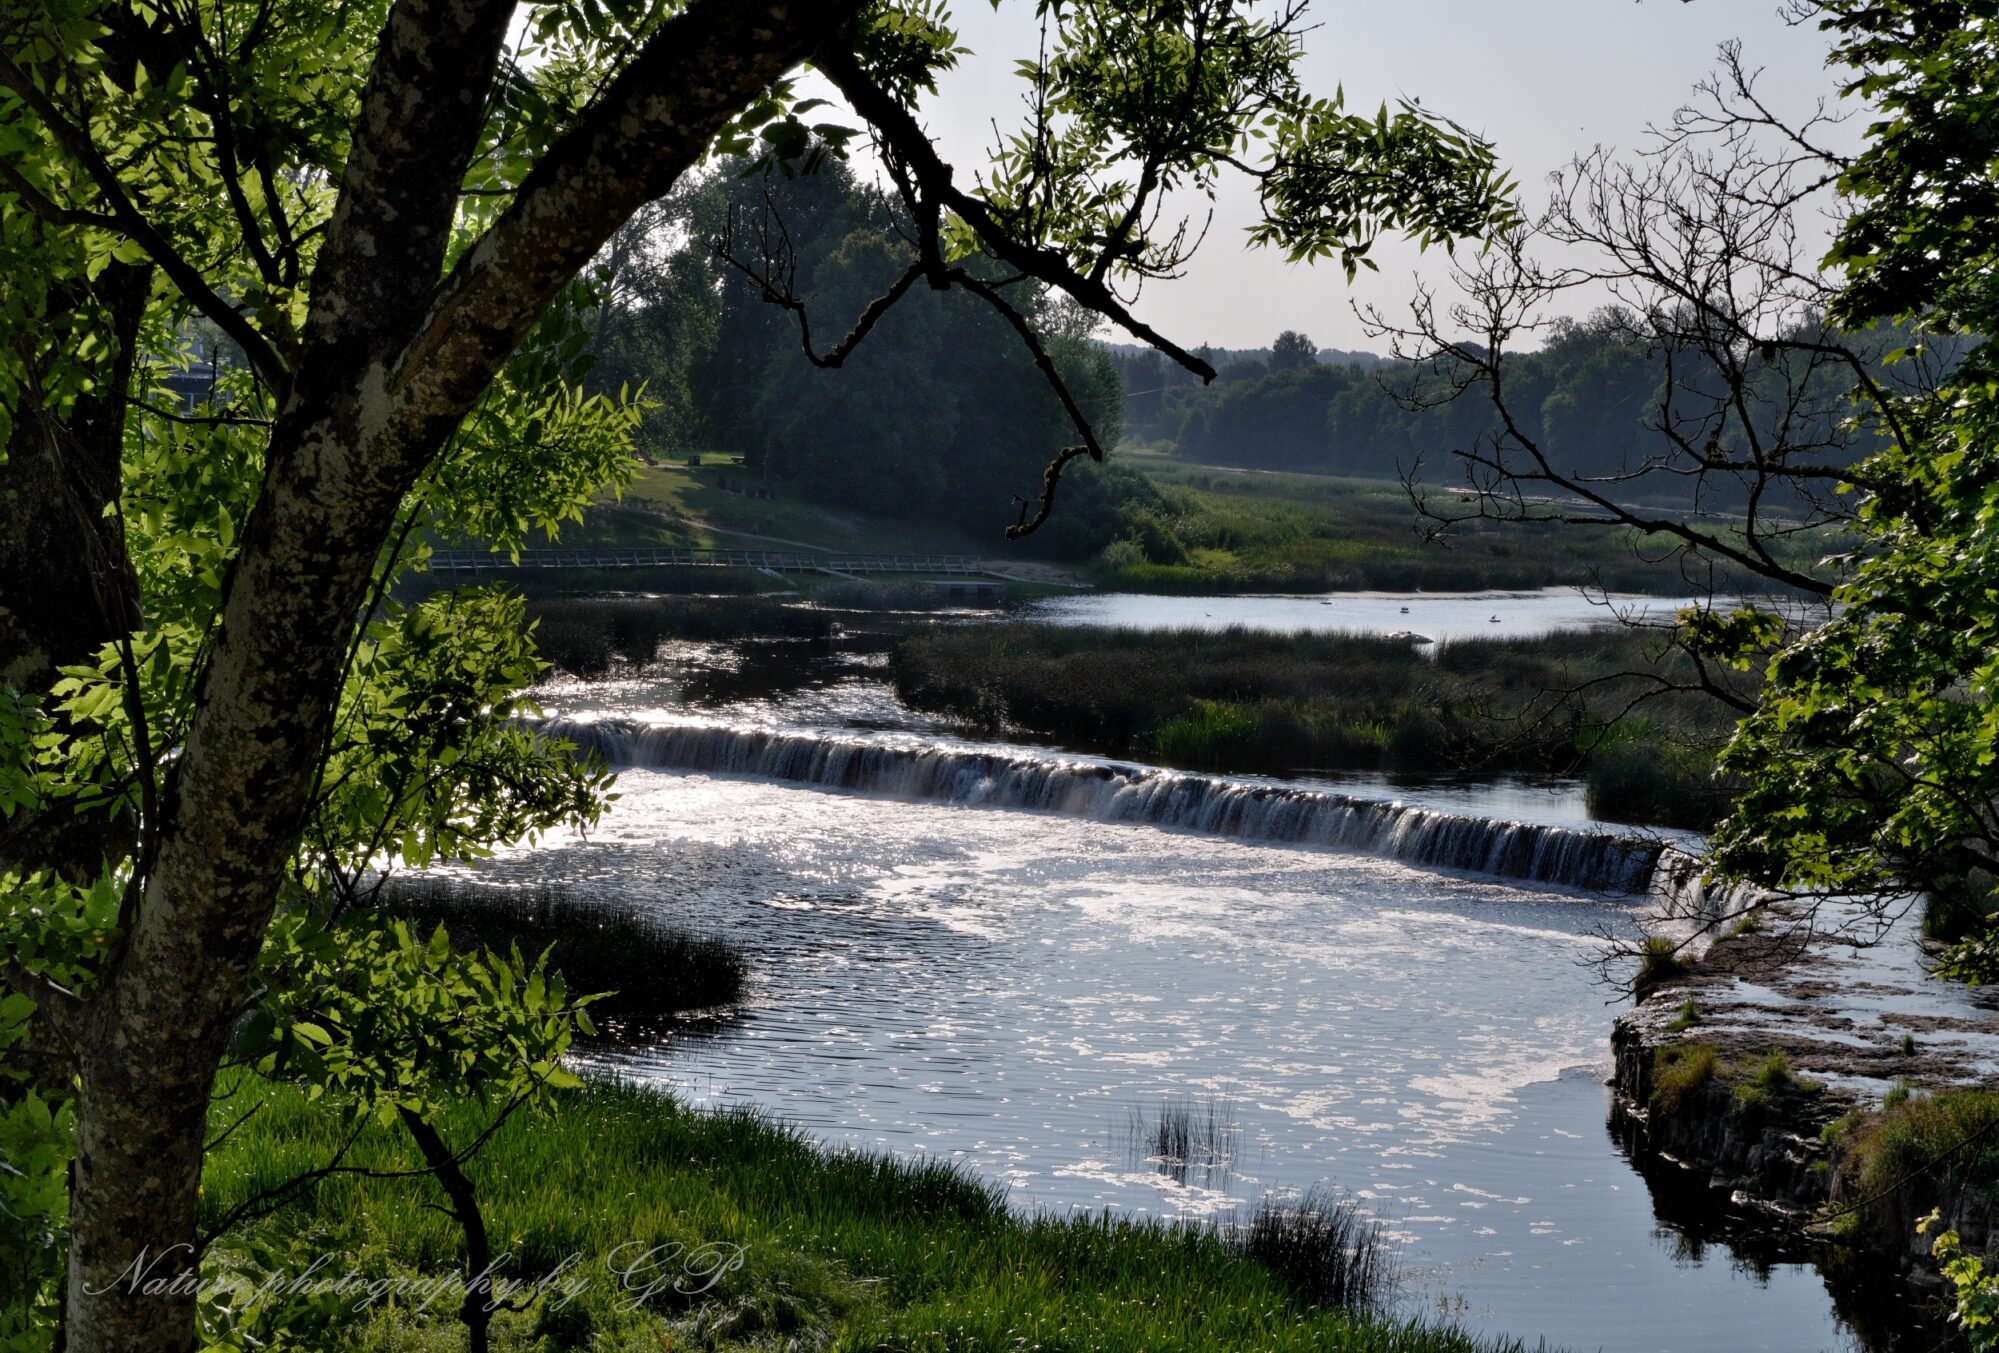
[811,578,961,612]
[527,595,832,677]
[1926,878,1999,944]
[1583,737,1731,831]
[1922,1210,1999,1352]
[1651,1042,1720,1114]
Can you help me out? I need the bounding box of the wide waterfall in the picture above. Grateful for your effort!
[541,718,1666,895]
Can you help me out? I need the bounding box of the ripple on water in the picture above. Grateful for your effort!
[447,768,1890,1351]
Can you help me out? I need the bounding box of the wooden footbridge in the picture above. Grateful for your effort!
[428,546,1000,579]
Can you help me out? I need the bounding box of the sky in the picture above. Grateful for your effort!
[855,1,1856,353]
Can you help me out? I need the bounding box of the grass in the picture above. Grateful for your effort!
[1634,936,1690,993]
[199,1077,1536,1352]
[809,577,977,611]
[1842,1088,1999,1203]
[890,623,1743,827]
[1666,997,1702,1033]
[469,456,1817,598]
[592,463,1002,558]
[1125,1097,1241,1189]
[372,877,749,1016]
[1095,462,1810,596]
[1230,1185,1394,1315]
[1729,1050,1820,1119]
[1651,1042,1720,1114]
[397,564,783,604]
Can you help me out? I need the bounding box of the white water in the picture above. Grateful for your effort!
[542,717,1667,894]
[441,647,1887,1351]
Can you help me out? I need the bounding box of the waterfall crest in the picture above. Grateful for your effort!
[543,718,1665,895]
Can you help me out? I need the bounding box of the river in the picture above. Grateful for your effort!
[444,634,1893,1352]
[1018,588,1732,640]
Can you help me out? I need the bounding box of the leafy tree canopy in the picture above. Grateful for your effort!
[0,1,1519,1347]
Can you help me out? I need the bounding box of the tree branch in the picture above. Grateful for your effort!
[0,48,289,387]
[813,44,1216,385]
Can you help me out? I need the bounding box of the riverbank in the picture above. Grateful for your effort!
[890,622,1743,829]
[200,1076,1535,1352]
[1612,879,1999,1312]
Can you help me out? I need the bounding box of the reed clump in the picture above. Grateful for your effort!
[1226,1185,1395,1314]
[1124,1096,1241,1187]
[371,876,748,1014]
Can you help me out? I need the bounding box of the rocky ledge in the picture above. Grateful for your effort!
[1612,873,1999,1274]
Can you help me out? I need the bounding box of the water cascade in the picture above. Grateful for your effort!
[542,718,1665,894]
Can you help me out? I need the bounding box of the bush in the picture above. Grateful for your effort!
[1651,1042,1719,1114]
[528,595,833,677]
[1925,875,1999,944]
[1584,737,1731,831]
[811,578,961,611]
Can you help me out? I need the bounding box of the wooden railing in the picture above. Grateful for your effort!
[427,547,993,577]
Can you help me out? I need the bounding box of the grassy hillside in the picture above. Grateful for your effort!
[554,462,1004,558]
[528,454,1834,599]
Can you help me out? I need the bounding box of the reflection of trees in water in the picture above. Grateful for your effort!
[679,640,838,707]
[1607,1112,1932,1349]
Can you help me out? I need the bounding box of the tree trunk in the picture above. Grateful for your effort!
[44,5,863,1346]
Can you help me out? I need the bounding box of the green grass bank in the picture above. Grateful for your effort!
[200,1077,1540,1352]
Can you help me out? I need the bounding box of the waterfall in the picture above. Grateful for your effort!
[542,718,1666,895]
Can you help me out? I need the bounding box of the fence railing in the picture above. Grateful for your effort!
[427,548,992,576]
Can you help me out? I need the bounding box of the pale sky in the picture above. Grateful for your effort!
[867,1,1854,352]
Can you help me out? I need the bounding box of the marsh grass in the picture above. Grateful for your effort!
[372,876,748,1015]
[891,623,1740,826]
[1651,1042,1720,1114]
[1226,1185,1395,1314]
[199,1077,1528,1352]
[1124,1096,1242,1189]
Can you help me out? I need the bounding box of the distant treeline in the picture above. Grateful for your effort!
[586,160,1165,558]
[586,161,1952,558]
[1109,315,1945,499]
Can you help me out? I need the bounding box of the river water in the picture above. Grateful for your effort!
[451,637,1896,1352]
[1019,588,1726,640]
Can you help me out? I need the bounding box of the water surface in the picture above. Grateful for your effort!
[1020,589,1724,640]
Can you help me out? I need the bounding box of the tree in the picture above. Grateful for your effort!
[0,2,1519,1348]
[1709,0,1999,973]
[1269,328,1317,371]
[1364,1,1999,973]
